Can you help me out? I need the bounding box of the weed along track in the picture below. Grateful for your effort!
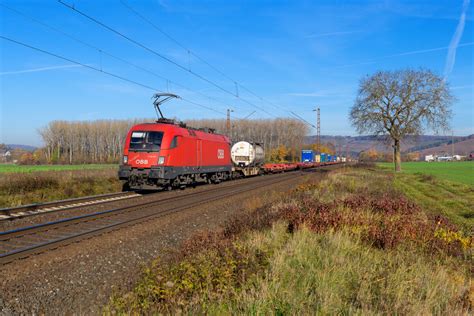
[0,191,141,221]
[0,172,304,264]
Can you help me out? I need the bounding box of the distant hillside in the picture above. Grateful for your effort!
[416,136,474,156]
[304,135,472,156]
[6,144,37,152]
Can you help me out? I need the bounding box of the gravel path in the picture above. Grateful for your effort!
[0,169,330,315]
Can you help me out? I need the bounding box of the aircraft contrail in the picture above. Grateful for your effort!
[444,0,470,79]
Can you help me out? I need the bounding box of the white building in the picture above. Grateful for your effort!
[437,156,453,161]
[425,154,435,162]
[0,150,11,163]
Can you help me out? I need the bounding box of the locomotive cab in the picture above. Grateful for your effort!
[119,121,232,191]
[129,131,163,152]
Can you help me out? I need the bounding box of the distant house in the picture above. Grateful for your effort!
[425,154,435,162]
[0,150,11,163]
[437,156,453,162]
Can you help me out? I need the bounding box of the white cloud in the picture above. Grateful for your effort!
[305,30,363,39]
[451,84,474,90]
[287,91,329,97]
[0,64,84,75]
[287,88,353,98]
[336,42,474,68]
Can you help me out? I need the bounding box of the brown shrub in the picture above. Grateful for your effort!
[279,192,469,257]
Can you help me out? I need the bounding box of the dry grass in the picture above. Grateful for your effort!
[211,224,470,315]
[106,167,473,314]
[0,169,122,207]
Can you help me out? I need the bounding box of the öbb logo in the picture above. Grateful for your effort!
[217,149,225,159]
[135,159,149,165]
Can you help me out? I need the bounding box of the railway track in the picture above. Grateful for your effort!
[0,191,141,221]
[0,171,304,264]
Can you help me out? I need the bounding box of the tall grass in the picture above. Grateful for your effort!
[0,164,117,173]
[212,225,469,315]
[107,168,472,314]
[0,169,122,207]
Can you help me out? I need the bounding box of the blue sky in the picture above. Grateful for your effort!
[1,0,473,146]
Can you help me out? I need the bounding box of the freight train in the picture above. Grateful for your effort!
[118,119,338,191]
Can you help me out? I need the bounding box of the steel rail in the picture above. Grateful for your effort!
[0,172,304,264]
[0,191,141,221]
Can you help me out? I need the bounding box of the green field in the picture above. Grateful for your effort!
[377,161,474,186]
[0,164,118,173]
[377,161,473,228]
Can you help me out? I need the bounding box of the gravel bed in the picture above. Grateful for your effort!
[0,174,284,232]
[0,169,330,315]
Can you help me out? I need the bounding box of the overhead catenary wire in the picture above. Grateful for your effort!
[0,35,225,115]
[0,2,230,114]
[118,0,316,128]
[57,0,236,97]
[2,2,315,127]
[57,0,279,119]
[119,0,239,86]
[290,111,316,129]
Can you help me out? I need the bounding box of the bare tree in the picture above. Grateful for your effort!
[38,117,308,164]
[186,118,308,161]
[350,69,453,171]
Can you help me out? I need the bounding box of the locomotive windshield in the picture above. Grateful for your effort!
[129,131,164,152]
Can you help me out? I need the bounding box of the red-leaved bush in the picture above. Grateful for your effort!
[279,192,470,257]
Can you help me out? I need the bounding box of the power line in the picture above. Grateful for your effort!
[290,111,316,129]
[57,0,236,97]
[57,0,278,118]
[3,2,316,127]
[0,2,228,114]
[0,35,225,115]
[1,35,158,91]
[118,0,316,128]
[180,98,225,115]
[119,0,238,86]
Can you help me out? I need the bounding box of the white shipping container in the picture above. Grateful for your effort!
[231,141,265,166]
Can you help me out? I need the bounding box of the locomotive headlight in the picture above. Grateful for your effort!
[123,155,128,164]
[158,156,165,165]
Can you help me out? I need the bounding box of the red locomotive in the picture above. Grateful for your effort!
[118,93,341,190]
[119,94,232,190]
[119,119,232,190]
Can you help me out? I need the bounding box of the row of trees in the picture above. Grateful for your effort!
[36,118,309,164]
[186,118,309,161]
[38,120,147,164]
[358,148,421,162]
